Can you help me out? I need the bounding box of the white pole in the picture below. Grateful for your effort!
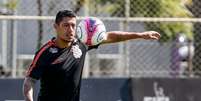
[83,53,89,78]
[2,0,8,70]
[118,0,130,77]
[2,21,7,69]
[119,21,126,77]
[125,0,130,18]
[84,0,89,16]
[82,0,90,78]
[125,0,130,77]
[11,10,17,78]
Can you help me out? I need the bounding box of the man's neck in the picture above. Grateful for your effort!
[55,38,72,48]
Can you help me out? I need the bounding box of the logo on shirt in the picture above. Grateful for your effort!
[49,47,58,53]
[71,45,82,58]
[51,44,82,64]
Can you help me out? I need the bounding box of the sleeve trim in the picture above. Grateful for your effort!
[26,42,53,76]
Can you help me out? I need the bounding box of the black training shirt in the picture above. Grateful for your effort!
[26,38,98,101]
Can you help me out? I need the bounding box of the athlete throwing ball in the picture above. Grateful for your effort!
[23,9,160,101]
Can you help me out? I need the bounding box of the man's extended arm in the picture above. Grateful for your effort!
[23,77,37,101]
[101,31,160,44]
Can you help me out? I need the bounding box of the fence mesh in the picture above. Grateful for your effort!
[0,0,201,78]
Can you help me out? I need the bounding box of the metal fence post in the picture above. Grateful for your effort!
[1,0,8,71]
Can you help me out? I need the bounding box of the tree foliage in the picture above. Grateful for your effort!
[80,0,193,42]
[4,0,18,11]
[131,0,193,42]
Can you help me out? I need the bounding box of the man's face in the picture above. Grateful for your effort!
[54,17,76,42]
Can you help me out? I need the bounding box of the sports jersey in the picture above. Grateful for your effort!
[26,38,98,101]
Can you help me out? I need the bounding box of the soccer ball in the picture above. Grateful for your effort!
[76,17,107,46]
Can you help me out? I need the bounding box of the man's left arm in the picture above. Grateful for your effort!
[101,31,160,44]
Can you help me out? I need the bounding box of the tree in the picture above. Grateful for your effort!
[73,0,124,16]
[74,0,193,42]
[130,0,193,42]
[0,0,18,14]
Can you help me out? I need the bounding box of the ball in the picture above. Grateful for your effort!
[76,17,107,46]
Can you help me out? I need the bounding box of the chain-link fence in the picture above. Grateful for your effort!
[0,0,201,78]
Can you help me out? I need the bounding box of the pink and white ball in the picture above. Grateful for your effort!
[76,17,107,46]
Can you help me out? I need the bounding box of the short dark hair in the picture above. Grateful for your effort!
[55,10,76,24]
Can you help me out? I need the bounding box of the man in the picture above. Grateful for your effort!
[23,10,160,101]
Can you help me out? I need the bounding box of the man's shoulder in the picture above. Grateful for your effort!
[34,40,55,60]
